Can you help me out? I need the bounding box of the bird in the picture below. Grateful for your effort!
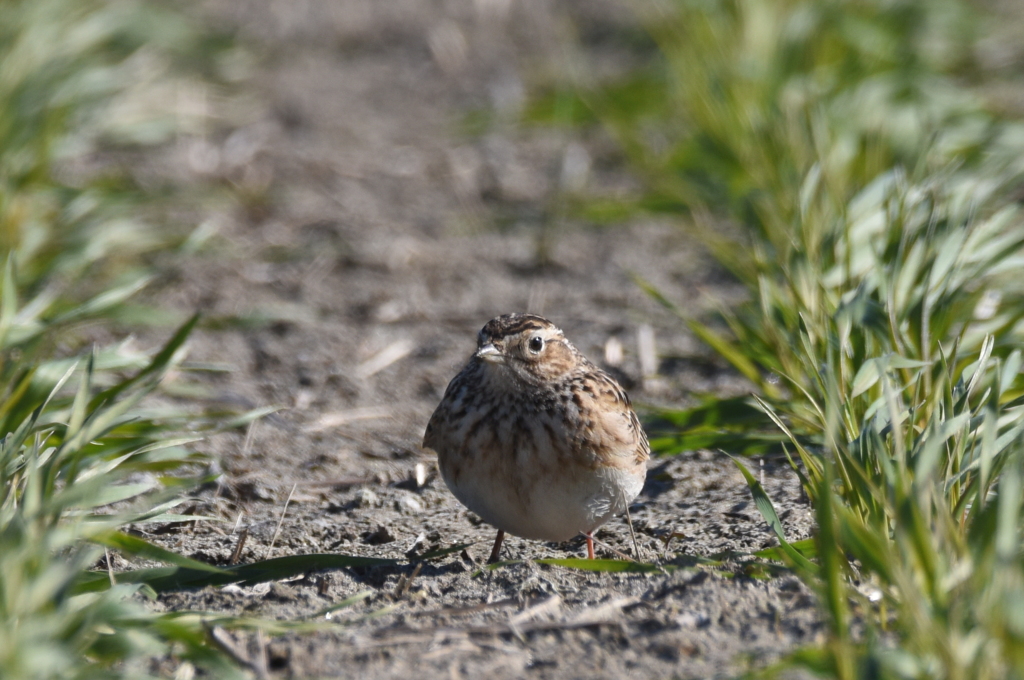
[423,313,649,563]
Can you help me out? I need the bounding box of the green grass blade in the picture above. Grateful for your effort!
[88,313,200,410]
[754,537,818,561]
[535,558,667,573]
[0,255,17,346]
[729,455,818,576]
[93,531,224,573]
[76,553,400,594]
[687,318,768,392]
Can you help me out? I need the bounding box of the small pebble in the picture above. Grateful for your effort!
[396,494,423,514]
[676,612,711,629]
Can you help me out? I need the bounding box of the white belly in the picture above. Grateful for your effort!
[441,459,645,542]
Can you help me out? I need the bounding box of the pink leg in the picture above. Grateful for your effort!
[488,529,505,564]
[586,532,595,559]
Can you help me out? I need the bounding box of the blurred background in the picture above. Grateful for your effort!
[4,0,1024,678]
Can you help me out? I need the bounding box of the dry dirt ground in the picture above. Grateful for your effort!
[130,1,822,677]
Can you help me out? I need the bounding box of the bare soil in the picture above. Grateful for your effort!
[133,1,822,677]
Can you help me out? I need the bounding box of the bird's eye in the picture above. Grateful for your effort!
[528,336,544,353]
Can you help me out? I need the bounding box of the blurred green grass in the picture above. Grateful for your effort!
[0,2,421,676]
[526,0,1024,677]
[0,1,276,677]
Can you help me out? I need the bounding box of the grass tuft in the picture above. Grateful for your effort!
[0,1,276,677]
[532,0,1024,676]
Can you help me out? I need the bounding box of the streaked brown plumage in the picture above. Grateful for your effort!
[423,313,649,562]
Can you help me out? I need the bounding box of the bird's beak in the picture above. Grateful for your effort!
[476,344,504,363]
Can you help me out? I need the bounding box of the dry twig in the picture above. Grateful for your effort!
[266,483,297,558]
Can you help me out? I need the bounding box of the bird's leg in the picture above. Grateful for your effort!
[624,504,641,561]
[586,531,595,560]
[487,529,505,564]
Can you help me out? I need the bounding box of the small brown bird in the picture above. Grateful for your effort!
[423,313,649,563]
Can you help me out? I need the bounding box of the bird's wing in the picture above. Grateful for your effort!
[577,370,650,470]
